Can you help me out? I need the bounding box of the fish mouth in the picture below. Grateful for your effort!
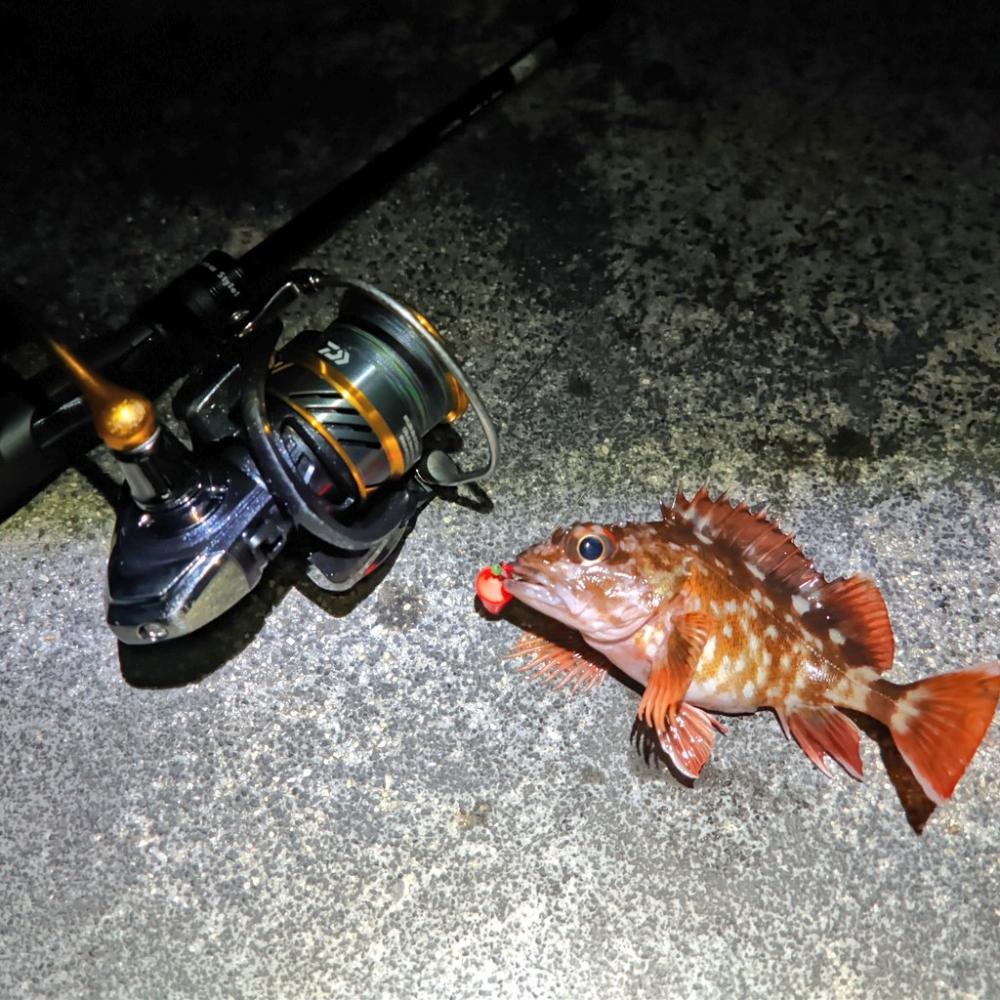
[504,562,566,613]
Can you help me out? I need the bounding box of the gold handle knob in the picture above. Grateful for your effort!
[48,340,157,452]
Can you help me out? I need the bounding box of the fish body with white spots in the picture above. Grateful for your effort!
[504,490,1000,808]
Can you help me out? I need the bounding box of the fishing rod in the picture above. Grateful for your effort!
[1,1,610,522]
[0,2,610,646]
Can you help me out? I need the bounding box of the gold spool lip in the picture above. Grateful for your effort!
[47,339,157,451]
[443,372,469,423]
[270,391,370,500]
[412,311,469,422]
[285,352,407,478]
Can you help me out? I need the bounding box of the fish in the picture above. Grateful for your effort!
[502,489,1000,808]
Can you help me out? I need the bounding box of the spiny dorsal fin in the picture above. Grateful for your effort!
[662,488,895,672]
[662,488,823,593]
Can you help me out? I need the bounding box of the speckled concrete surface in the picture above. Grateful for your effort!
[2,3,999,998]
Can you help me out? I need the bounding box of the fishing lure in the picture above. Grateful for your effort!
[493,489,1000,808]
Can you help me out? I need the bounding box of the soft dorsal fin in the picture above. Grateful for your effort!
[662,488,895,672]
[805,576,895,672]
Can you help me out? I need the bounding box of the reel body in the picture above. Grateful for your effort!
[62,272,497,644]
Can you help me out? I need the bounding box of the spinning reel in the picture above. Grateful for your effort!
[7,3,609,645]
[53,271,497,644]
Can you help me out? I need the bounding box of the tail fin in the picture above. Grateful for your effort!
[873,663,1000,804]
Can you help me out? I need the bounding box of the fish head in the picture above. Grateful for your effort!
[506,522,659,644]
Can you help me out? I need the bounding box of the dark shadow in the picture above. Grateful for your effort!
[437,481,493,514]
[0,291,47,360]
[846,710,936,834]
[293,534,405,619]
[630,717,697,788]
[70,453,120,511]
[118,552,299,688]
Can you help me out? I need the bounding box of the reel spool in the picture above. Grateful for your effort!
[267,286,470,513]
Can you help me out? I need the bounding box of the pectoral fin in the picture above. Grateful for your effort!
[506,631,610,693]
[637,611,713,733]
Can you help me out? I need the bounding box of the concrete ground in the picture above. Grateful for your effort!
[2,2,998,997]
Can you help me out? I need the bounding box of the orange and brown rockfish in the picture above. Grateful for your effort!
[503,489,1000,806]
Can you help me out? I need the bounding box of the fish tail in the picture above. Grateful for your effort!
[866,662,1000,804]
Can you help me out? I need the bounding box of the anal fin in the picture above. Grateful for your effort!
[787,706,864,780]
[657,703,727,779]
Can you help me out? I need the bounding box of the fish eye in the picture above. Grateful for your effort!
[576,534,608,562]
